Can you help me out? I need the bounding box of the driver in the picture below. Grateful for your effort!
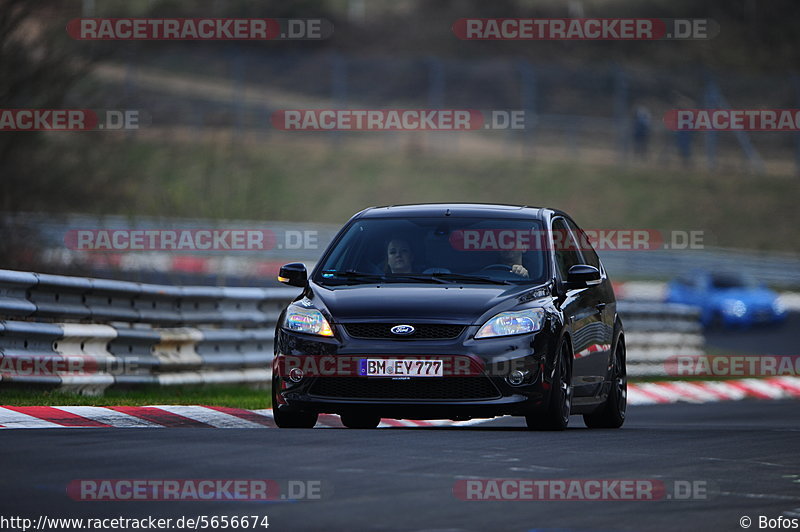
[385,238,414,274]
[498,249,529,278]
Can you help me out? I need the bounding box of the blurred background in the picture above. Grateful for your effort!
[1,0,798,354]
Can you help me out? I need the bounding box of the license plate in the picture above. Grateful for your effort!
[359,358,443,377]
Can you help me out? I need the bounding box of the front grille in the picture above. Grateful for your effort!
[343,323,466,340]
[307,376,500,400]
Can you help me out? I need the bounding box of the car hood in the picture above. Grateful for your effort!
[310,283,542,324]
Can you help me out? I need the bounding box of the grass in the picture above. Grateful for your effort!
[629,375,766,383]
[42,133,800,253]
[0,385,270,409]
[1,370,781,408]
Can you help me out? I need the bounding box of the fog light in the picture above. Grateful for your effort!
[507,370,526,386]
[288,368,304,383]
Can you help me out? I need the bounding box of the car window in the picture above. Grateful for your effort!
[711,273,756,289]
[552,218,583,280]
[564,218,601,270]
[314,217,549,285]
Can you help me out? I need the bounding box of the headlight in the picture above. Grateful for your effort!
[721,299,747,318]
[772,299,786,315]
[283,306,334,337]
[475,309,545,339]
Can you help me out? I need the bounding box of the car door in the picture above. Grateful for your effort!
[552,217,615,402]
[551,217,605,398]
[564,217,615,392]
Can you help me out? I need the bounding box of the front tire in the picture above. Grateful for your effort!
[526,339,572,431]
[340,412,381,429]
[583,339,627,429]
[272,377,318,428]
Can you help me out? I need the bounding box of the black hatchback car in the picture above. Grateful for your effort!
[273,204,626,430]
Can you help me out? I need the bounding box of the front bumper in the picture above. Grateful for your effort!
[273,323,559,420]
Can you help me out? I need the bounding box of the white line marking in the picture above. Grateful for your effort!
[702,381,748,400]
[0,407,69,429]
[53,406,162,428]
[636,382,683,403]
[627,385,658,405]
[152,406,266,428]
[737,378,787,399]
[663,381,721,403]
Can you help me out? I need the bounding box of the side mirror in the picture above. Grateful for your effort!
[565,264,601,289]
[278,263,308,287]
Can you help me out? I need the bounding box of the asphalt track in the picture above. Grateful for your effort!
[1,400,798,532]
[704,312,800,356]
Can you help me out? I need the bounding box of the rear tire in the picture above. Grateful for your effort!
[583,339,627,429]
[340,412,381,429]
[272,377,318,428]
[526,340,572,431]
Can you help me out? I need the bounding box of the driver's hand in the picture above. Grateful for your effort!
[511,264,528,277]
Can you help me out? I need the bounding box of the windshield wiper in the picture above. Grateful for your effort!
[385,274,449,284]
[319,270,384,284]
[320,271,449,285]
[429,272,512,285]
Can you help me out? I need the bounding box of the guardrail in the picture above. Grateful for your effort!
[0,269,701,394]
[617,301,704,377]
[6,212,800,289]
[0,269,299,394]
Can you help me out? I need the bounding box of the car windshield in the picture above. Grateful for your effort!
[314,217,549,285]
[710,273,759,289]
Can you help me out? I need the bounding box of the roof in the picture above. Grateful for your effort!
[356,203,553,220]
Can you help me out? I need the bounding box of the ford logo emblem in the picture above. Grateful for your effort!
[390,324,415,336]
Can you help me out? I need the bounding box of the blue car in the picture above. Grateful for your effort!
[666,271,787,328]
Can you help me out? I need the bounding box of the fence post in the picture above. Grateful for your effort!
[703,77,719,171]
[705,72,764,174]
[230,45,246,141]
[613,67,629,164]
[330,53,348,146]
[517,59,537,155]
[792,73,800,177]
[426,56,445,151]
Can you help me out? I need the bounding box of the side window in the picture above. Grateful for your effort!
[565,218,601,270]
[552,218,583,280]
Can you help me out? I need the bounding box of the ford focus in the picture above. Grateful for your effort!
[273,203,626,430]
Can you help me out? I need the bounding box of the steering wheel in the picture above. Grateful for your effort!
[480,264,513,272]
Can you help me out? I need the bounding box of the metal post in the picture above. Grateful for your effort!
[703,77,718,171]
[705,71,764,174]
[613,67,629,164]
[231,46,245,141]
[426,57,446,152]
[330,53,347,146]
[792,73,800,177]
[517,59,537,156]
